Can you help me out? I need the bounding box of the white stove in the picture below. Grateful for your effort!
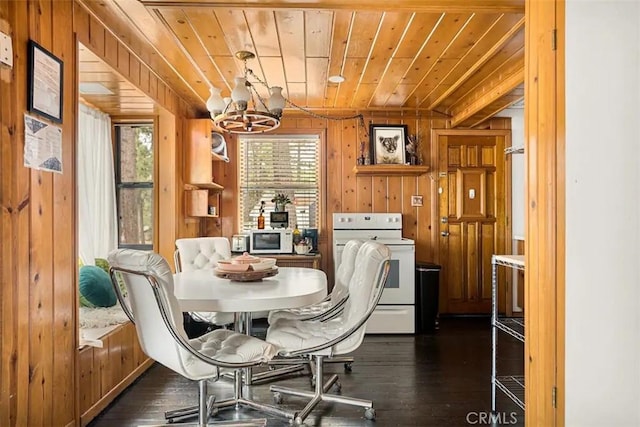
[333,213,415,334]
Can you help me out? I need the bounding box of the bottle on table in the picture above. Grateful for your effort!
[257,201,266,229]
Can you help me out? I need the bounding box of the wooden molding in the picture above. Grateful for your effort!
[141,0,525,13]
[466,93,524,128]
[428,17,525,111]
[450,67,524,128]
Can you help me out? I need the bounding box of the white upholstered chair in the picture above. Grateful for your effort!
[267,239,363,384]
[266,241,391,425]
[174,237,235,327]
[108,248,278,426]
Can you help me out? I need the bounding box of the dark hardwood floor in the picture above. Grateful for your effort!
[88,317,524,426]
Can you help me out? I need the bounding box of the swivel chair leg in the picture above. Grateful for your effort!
[270,355,375,425]
[156,380,268,426]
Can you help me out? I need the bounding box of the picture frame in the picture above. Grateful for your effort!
[369,124,407,165]
[27,40,63,124]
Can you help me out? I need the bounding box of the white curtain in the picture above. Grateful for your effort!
[78,104,117,265]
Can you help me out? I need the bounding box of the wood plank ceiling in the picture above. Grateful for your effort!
[79,0,524,127]
[79,43,155,115]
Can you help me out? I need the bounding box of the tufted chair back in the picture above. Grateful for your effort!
[333,241,390,354]
[174,237,235,326]
[108,249,213,379]
[330,239,363,305]
[175,237,231,272]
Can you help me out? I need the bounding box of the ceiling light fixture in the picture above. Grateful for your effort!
[328,75,345,83]
[206,50,364,135]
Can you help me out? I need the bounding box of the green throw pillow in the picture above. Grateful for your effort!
[79,265,117,308]
[95,257,127,298]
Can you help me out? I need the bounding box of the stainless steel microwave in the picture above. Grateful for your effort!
[249,229,293,254]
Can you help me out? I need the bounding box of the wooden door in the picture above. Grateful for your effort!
[436,130,509,314]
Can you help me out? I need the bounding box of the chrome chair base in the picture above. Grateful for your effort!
[214,371,294,421]
[164,395,215,423]
[159,379,267,427]
[268,355,354,386]
[269,355,375,425]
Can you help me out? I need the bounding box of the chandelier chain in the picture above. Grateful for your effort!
[210,52,370,135]
[246,68,365,122]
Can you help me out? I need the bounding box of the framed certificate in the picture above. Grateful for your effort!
[27,40,63,123]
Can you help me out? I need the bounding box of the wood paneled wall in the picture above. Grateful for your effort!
[1,1,194,425]
[0,1,77,426]
[78,323,153,426]
[206,113,509,284]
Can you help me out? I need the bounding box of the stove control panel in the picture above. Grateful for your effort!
[333,212,402,230]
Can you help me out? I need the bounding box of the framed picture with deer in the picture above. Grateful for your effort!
[369,124,407,165]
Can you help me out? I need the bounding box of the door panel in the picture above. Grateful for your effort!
[436,130,508,314]
[456,168,486,219]
[447,223,463,300]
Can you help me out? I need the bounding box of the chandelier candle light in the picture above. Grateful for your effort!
[205,50,367,136]
[206,51,285,134]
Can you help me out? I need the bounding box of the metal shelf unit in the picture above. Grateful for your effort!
[491,254,525,412]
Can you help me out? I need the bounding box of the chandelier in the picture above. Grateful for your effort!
[205,50,364,135]
[205,51,285,134]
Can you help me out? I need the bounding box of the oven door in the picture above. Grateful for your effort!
[334,242,414,305]
[379,244,415,305]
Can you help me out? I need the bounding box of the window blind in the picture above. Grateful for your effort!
[239,135,320,232]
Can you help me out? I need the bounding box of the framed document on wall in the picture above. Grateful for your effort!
[27,40,64,124]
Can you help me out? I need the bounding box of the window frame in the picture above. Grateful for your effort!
[235,128,326,236]
[113,120,156,251]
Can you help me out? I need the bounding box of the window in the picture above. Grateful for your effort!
[239,135,320,232]
[114,123,154,249]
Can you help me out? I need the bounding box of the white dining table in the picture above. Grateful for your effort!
[173,266,327,314]
[173,266,328,385]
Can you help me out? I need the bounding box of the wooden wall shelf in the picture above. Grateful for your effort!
[189,182,224,191]
[353,164,430,176]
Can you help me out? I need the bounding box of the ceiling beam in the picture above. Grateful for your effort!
[139,0,525,13]
[450,66,523,127]
[427,16,525,111]
[465,94,524,128]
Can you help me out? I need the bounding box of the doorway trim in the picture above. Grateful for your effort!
[524,0,564,424]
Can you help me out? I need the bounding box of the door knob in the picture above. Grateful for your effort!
[441,231,449,237]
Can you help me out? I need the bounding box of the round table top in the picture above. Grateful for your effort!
[173,267,327,313]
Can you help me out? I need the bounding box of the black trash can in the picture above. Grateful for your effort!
[415,262,441,333]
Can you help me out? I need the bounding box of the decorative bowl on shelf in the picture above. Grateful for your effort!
[214,266,278,282]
